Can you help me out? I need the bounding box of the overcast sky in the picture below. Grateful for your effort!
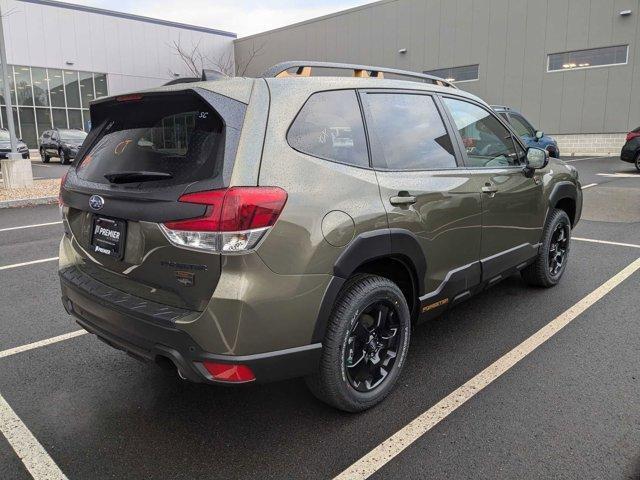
[65,0,371,37]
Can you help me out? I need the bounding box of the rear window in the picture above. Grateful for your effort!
[77,93,224,186]
[287,90,369,168]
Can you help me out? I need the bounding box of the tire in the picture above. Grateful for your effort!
[635,153,640,172]
[60,149,69,165]
[40,148,49,163]
[305,274,411,412]
[521,209,571,288]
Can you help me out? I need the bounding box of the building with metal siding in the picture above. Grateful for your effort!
[0,0,235,147]
[234,0,640,154]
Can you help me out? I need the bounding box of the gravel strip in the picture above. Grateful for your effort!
[0,179,61,203]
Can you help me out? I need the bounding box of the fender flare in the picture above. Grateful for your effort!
[311,228,426,343]
[549,181,577,208]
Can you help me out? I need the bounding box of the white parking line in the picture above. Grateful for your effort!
[335,257,640,480]
[596,173,639,178]
[563,156,601,163]
[0,392,68,480]
[574,237,640,249]
[0,330,87,360]
[0,221,62,233]
[0,257,58,271]
[582,183,597,189]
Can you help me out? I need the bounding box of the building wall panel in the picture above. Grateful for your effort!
[235,0,640,134]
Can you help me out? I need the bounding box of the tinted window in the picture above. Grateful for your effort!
[423,64,479,83]
[509,114,535,137]
[364,93,456,170]
[444,98,519,168]
[77,93,225,186]
[287,90,368,167]
[548,45,628,72]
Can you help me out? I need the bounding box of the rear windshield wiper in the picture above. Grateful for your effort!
[104,171,173,184]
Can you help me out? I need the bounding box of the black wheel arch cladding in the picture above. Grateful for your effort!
[312,228,426,343]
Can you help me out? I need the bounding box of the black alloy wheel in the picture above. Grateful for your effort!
[548,222,569,276]
[344,300,401,392]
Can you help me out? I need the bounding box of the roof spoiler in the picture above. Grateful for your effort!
[261,61,457,88]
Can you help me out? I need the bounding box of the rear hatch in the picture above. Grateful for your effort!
[60,87,247,311]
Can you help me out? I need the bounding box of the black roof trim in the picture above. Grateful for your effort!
[18,0,237,38]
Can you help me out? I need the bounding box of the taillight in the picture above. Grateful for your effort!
[626,131,640,142]
[201,361,256,383]
[58,170,69,207]
[160,187,287,253]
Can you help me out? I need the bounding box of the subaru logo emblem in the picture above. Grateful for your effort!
[89,195,104,211]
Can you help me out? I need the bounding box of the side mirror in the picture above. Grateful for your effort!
[524,147,548,176]
[535,130,544,141]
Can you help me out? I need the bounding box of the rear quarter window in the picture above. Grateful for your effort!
[287,90,369,168]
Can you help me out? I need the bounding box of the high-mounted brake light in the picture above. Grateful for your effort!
[160,187,288,253]
[626,131,640,142]
[116,94,143,102]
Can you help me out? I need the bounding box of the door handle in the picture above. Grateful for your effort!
[390,192,417,206]
[482,185,498,194]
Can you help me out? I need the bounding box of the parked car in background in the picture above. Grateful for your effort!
[39,128,87,165]
[58,62,582,412]
[492,106,560,158]
[0,128,30,159]
[620,126,640,171]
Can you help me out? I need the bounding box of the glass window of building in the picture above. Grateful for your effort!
[31,68,50,107]
[36,108,52,137]
[423,64,479,83]
[94,74,107,98]
[0,66,107,147]
[52,108,67,129]
[548,45,628,72]
[14,66,34,106]
[64,70,81,108]
[68,109,82,130]
[48,69,65,108]
[18,107,37,147]
[1,107,19,137]
[79,72,95,108]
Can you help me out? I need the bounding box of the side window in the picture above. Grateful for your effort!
[509,114,535,137]
[443,98,519,168]
[287,90,369,168]
[363,93,457,170]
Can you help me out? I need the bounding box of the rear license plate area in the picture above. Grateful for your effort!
[91,216,127,259]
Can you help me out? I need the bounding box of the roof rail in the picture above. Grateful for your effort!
[490,105,510,111]
[261,61,458,89]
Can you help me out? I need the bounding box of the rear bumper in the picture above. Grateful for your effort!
[620,145,637,163]
[59,266,322,384]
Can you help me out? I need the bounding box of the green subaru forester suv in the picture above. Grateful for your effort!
[58,62,582,412]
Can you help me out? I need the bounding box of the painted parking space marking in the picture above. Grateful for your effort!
[0,330,87,360]
[0,221,62,233]
[334,257,640,480]
[596,173,639,178]
[0,392,68,480]
[573,237,640,249]
[563,157,601,163]
[582,183,598,189]
[0,257,58,271]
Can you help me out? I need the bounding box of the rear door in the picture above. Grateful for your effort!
[360,90,482,307]
[60,89,247,311]
[442,96,546,281]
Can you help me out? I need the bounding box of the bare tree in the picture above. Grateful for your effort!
[168,36,266,79]
[235,41,266,77]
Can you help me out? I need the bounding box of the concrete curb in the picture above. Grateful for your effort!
[0,196,58,209]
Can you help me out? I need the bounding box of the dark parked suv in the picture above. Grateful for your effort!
[40,128,87,164]
[58,62,582,411]
[621,126,640,171]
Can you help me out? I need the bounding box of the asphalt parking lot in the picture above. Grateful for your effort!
[1,156,639,480]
